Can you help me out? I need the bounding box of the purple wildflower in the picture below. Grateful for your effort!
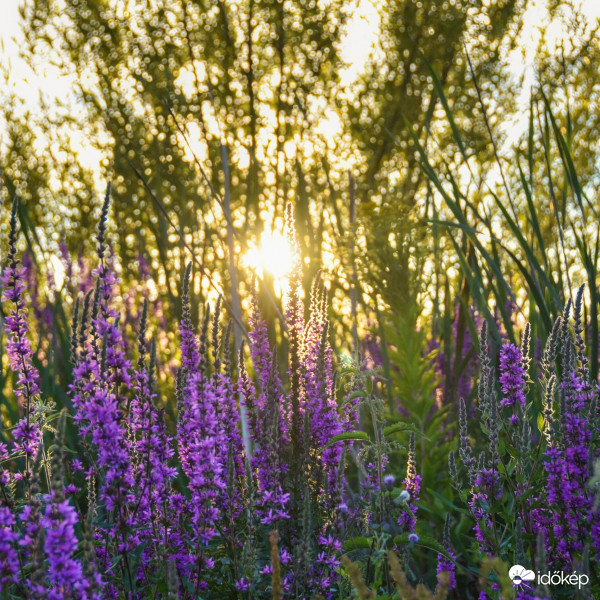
[383,474,396,489]
[436,549,456,590]
[398,434,421,533]
[302,276,344,507]
[499,343,527,408]
[41,496,84,595]
[69,189,134,533]
[1,201,42,463]
[179,372,225,544]
[241,304,290,528]
[129,316,176,547]
[235,577,250,591]
[0,506,20,587]
[469,491,493,551]
[475,467,503,500]
[538,371,597,569]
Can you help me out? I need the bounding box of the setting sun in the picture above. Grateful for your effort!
[243,228,294,284]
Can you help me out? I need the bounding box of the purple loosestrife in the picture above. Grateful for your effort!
[248,290,276,396]
[289,209,349,596]
[92,263,132,390]
[180,377,228,589]
[458,397,476,484]
[129,303,176,553]
[176,265,248,593]
[18,459,51,597]
[237,348,259,452]
[398,433,421,533]
[91,188,132,390]
[238,208,348,595]
[70,373,134,513]
[41,496,85,599]
[19,498,42,560]
[284,202,305,518]
[469,491,493,552]
[498,343,527,410]
[541,371,596,568]
[179,355,225,546]
[246,292,288,443]
[474,467,502,501]
[1,200,42,466]
[471,453,502,554]
[310,532,342,594]
[242,299,290,527]
[0,506,20,588]
[302,277,343,508]
[176,263,200,480]
[211,307,245,492]
[178,268,201,379]
[436,516,456,591]
[215,368,245,508]
[70,186,134,531]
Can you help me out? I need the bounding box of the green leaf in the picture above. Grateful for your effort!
[503,441,521,459]
[423,59,470,164]
[344,536,372,550]
[537,412,545,434]
[384,423,430,442]
[322,431,369,450]
[426,488,471,516]
[393,533,455,562]
[346,389,367,401]
[382,422,427,439]
[340,365,360,376]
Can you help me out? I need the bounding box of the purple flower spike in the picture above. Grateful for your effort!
[499,343,527,408]
[436,550,456,590]
[0,507,20,587]
[41,495,84,593]
[398,434,421,534]
[1,201,43,463]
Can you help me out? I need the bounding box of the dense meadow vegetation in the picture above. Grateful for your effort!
[1,0,600,599]
[1,183,599,598]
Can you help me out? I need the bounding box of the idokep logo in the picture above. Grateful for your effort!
[509,564,590,590]
[508,565,535,587]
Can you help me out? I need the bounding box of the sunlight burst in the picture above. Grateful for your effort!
[243,229,294,286]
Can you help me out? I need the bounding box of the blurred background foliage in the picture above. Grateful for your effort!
[1,0,596,325]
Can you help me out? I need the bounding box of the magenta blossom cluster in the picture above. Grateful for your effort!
[536,371,599,568]
[1,202,42,465]
[454,313,599,598]
[397,434,421,534]
[498,343,527,410]
[0,194,357,598]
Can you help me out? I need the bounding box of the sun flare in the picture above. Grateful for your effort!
[243,229,294,285]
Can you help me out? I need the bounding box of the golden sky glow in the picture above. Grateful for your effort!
[2,0,599,184]
[243,228,294,297]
